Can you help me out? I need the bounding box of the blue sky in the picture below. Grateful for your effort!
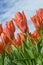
[0,0,43,35]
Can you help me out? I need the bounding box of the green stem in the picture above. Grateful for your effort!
[19,50,29,65]
[2,52,5,65]
[2,56,4,65]
[15,46,29,65]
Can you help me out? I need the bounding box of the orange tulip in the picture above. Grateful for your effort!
[36,8,43,23]
[36,8,43,31]
[31,9,43,32]
[15,33,26,47]
[1,31,16,46]
[1,32,9,44]
[31,15,40,28]
[17,33,26,41]
[31,30,40,40]
[6,20,15,38]
[13,11,29,32]
[0,24,3,35]
[0,42,4,54]
[16,33,21,47]
[1,32,16,53]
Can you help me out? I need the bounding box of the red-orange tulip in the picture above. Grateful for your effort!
[15,33,26,47]
[6,20,15,38]
[13,11,28,32]
[1,31,16,46]
[1,32,9,44]
[31,9,43,32]
[16,33,21,47]
[3,28,11,38]
[0,42,4,53]
[0,24,3,35]
[36,8,43,31]
[3,28,16,45]
[31,15,40,28]
[36,8,43,23]
[31,30,40,39]
[17,33,26,41]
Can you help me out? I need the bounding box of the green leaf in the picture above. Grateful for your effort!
[25,48,34,59]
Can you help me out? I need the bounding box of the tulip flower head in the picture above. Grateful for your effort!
[31,9,43,32]
[1,32,15,53]
[13,11,29,32]
[17,33,26,41]
[1,32,9,44]
[0,42,4,54]
[36,8,43,31]
[31,30,40,40]
[15,33,26,47]
[16,33,21,47]
[31,15,40,28]
[36,8,43,23]
[6,20,15,38]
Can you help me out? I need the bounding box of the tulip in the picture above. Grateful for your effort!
[36,8,43,31]
[1,31,16,47]
[1,32,9,44]
[31,15,40,28]
[0,24,3,35]
[15,33,26,47]
[1,32,16,53]
[6,20,15,39]
[36,8,43,23]
[0,42,4,54]
[3,28,11,38]
[17,33,26,41]
[31,30,40,40]
[16,33,21,47]
[1,31,16,52]
[13,11,29,32]
[31,9,43,32]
